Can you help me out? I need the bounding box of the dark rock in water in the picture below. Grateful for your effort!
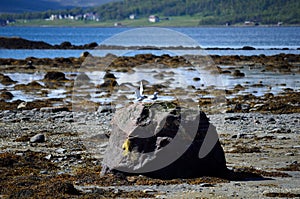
[233,70,245,77]
[0,36,53,49]
[102,102,227,179]
[80,51,91,58]
[0,90,14,100]
[103,72,117,80]
[30,133,45,143]
[242,46,256,50]
[99,72,118,90]
[59,41,72,49]
[0,73,17,85]
[84,42,98,49]
[44,72,68,81]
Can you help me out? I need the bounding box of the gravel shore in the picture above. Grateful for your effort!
[0,53,299,198]
[1,108,299,198]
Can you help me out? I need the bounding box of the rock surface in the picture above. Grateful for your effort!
[102,102,227,179]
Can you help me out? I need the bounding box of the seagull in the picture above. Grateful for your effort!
[135,81,147,101]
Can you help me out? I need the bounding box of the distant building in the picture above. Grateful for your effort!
[244,21,259,26]
[149,15,159,23]
[277,22,283,26]
[129,14,137,20]
[114,22,122,27]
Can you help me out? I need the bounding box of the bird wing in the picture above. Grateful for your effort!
[135,88,141,99]
[139,81,144,96]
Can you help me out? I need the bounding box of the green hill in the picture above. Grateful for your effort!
[90,0,300,25]
[1,0,299,25]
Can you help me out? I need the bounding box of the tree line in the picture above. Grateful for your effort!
[1,0,299,25]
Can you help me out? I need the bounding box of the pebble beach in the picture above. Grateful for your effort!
[0,52,299,198]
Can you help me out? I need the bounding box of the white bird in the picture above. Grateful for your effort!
[17,102,27,110]
[135,81,147,101]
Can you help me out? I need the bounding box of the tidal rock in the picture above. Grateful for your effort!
[233,70,245,77]
[80,51,90,58]
[0,90,14,100]
[99,72,118,90]
[44,71,68,81]
[0,36,53,49]
[0,73,17,85]
[74,72,92,87]
[30,133,45,143]
[102,102,227,179]
[242,46,256,50]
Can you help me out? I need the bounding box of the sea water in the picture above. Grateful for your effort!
[0,26,299,58]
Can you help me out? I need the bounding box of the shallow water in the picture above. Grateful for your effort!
[1,66,299,103]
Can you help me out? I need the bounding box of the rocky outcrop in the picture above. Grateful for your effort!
[102,102,227,179]
[43,71,68,81]
[0,37,98,49]
[0,90,14,100]
[0,37,53,49]
[0,73,17,85]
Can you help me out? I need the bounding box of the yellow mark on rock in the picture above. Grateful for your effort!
[122,139,131,156]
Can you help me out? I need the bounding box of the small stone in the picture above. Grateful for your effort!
[45,154,52,160]
[30,133,45,143]
[267,118,276,124]
[126,176,137,183]
[143,188,157,193]
[97,105,115,113]
[113,189,119,194]
[40,170,48,174]
[285,153,294,156]
[277,136,289,140]
[199,183,214,187]
[56,148,66,153]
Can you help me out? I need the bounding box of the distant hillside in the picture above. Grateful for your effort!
[89,0,300,25]
[0,0,68,13]
[1,0,299,25]
[50,0,121,7]
[0,0,120,13]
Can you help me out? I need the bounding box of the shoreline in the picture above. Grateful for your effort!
[1,36,300,51]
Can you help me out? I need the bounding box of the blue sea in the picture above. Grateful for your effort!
[0,26,299,58]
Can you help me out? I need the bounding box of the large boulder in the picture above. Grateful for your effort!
[102,102,227,179]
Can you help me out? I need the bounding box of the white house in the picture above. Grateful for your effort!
[129,14,137,20]
[148,15,159,23]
